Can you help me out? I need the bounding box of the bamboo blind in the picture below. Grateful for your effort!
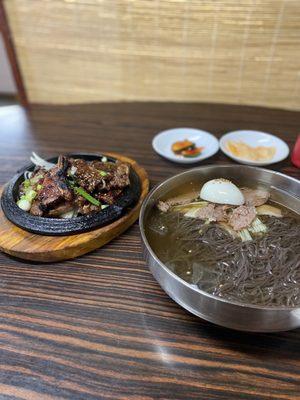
[4,0,300,110]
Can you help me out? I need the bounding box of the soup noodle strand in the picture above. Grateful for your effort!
[147,211,300,307]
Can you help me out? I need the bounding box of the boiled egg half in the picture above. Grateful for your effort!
[200,178,245,206]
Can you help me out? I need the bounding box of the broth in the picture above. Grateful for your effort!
[145,184,300,307]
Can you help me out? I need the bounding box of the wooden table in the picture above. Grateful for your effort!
[0,103,299,400]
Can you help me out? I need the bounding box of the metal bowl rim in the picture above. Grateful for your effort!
[139,164,300,312]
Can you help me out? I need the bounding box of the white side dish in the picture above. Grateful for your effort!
[152,128,219,164]
[220,130,289,166]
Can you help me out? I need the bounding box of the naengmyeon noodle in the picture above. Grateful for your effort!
[146,210,300,307]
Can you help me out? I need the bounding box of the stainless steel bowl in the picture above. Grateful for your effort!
[139,165,300,332]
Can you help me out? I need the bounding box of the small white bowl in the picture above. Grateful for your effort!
[220,130,290,166]
[152,128,219,164]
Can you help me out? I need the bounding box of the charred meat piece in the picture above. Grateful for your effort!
[75,194,101,215]
[90,160,115,172]
[107,162,130,189]
[70,158,130,196]
[47,202,74,217]
[241,188,270,207]
[31,155,73,215]
[30,200,44,216]
[38,177,68,209]
[77,201,100,215]
[89,160,129,182]
[17,154,134,218]
[91,160,130,188]
[229,205,256,231]
[69,158,104,192]
[80,204,100,215]
[96,189,123,205]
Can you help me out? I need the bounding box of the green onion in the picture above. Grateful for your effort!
[23,179,31,189]
[17,198,31,211]
[24,189,37,202]
[74,186,100,206]
[30,174,43,184]
[17,189,37,211]
[99,170,108,177]
[67,179,76,188]
[68,179,101,207]
[36,184,43,191]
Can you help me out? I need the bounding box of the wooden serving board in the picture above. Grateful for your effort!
[0,153,149,262]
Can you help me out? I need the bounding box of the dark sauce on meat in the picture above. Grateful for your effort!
[18,155,131,218]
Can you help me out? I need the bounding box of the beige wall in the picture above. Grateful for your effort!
[0,35,16,94]
[4,0,300,110]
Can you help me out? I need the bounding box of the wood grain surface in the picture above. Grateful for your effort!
[0,153,149,262]
[4,0,300,111]
[0,102,299,399]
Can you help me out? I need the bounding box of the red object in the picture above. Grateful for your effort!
[291,135,300,168]
[182,147,204,158]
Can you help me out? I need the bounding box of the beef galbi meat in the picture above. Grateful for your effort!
[30,200,43,217]
[47,202,74,217]
[90,160,115,173]
[70,159,130,192]
[30,155,73,216]
[22,155,131,218]
[106,162,130,189]
[70,158,104,192]
[96,189,123,205]
[75,195,100,215]
[69,158,130,212]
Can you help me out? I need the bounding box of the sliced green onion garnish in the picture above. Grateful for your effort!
[67,179,76,188]
[25,189,37,202]
[23,179,31,189]
[99,170,108,177]
[30,174,43,184]
[74,187,100,206]
[17,198,31,211]
[36,184,43,191]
